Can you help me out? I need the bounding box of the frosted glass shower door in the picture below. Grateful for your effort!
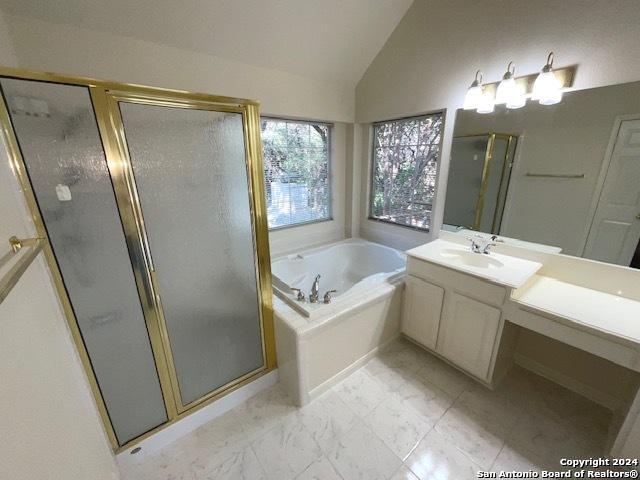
[115,100,265,408]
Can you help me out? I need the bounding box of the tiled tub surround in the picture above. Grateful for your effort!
[273,239,405,405]
[118,338,615,480]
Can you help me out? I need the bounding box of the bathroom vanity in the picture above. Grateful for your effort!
[403,236,541,384]
[402,232,640,457]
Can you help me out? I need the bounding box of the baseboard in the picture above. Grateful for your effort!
[116,369,278,461]
[304,332,400,404]
[514,353,619,411]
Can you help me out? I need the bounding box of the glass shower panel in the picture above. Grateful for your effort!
[0,79,167,444]
[444,135,489,229]
[118,103,264,406]
[480,137,509,233]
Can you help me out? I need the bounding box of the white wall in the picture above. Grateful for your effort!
[6,15,354,123]
[0,10,16,66]
[355,0,640,249]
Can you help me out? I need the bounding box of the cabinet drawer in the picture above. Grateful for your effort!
[407,257,507,307]
[402,275,444,350]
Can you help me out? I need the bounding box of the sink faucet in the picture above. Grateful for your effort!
[309,274,321,303]
[467,235,500,254]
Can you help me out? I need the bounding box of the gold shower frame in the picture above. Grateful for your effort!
[452,133,517,232]
[0,66,276,452]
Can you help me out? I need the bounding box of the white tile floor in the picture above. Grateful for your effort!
[119,338,613,480]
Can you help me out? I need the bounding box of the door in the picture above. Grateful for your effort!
[402,275,443,350]
[436,292,501,380]
[584,118,640,265]
[0,78,168,445]
[104,93,266,411]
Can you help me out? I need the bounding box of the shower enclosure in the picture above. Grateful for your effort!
[0,68,275,450]
[443,133,517,233]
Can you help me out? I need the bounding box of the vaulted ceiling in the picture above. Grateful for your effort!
[0,0,414,85]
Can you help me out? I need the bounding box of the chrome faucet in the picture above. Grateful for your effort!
[290,288,306,302]
[467,234,500,254]
[309,274,321,303]
[323,290,337,304]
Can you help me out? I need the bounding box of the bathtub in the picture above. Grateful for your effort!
[272,238,406,405]
[272,238,405,317]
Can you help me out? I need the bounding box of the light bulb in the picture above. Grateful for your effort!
[532,52,563,105]
[477,91,495,114]
[463,70,484,110]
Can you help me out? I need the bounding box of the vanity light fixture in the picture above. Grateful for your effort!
[532,52,563,105]
[463,70,485,110]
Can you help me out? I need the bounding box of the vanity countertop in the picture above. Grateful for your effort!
[512,275,640,345]
[406,239,543,289]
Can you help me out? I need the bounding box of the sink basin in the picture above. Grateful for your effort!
[439,248,504,269]
[406,239,543,288]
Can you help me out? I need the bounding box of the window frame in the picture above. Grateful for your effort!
[260,116,333,231]
[368,111,445,233]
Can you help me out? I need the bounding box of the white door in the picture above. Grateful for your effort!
[584,118,640,265]
[436,292,501,380]
[402,275,444,350]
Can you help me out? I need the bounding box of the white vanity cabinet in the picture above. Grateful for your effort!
[402,253,510,383]
[437,292,501,380]
[402,275,444,350]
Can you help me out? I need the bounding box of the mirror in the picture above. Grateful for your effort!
[443,80,640,268]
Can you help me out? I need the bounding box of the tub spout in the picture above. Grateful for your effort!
[309,274,321,303]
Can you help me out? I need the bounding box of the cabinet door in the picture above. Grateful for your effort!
[402,275,444,350]
[437,292,501,380]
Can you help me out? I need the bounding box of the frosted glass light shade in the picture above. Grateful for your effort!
[506,83,526,109]
[463,84,483,110]
[477,91,495,114]
[496,77,517,104]
[532,70,562,105]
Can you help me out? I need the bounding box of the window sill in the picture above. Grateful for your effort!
[367,216,430,234]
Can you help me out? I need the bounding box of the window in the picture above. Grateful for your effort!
[370,114,443,230]
[261,117,331,229]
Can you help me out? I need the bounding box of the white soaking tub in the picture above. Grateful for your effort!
[272,238,406,405]
[272,238,405,317]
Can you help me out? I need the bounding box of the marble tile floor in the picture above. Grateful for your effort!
[118,337,615,480]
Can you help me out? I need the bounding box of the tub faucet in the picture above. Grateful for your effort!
[290,288,306,302]
[309,274,321,303]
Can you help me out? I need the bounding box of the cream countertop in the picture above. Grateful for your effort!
[512,275,640,346]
